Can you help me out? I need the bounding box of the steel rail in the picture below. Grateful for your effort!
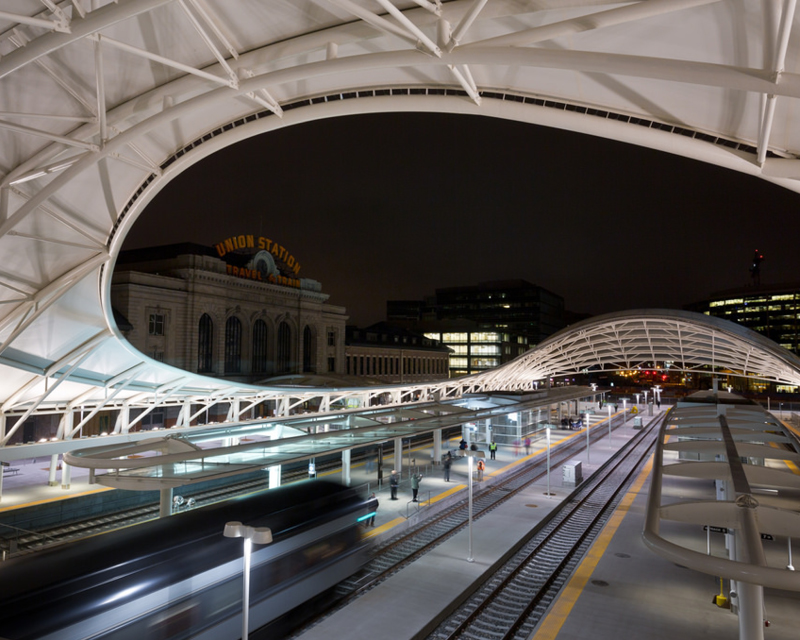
[289,413,635,637]
[427,414,663,640]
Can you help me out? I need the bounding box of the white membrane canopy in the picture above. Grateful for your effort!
[3,1,800,438]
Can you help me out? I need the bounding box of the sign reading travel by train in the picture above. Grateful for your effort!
[215,234,301,274]
[215,234,302,288]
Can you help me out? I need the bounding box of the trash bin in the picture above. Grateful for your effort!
[562,460,582,485]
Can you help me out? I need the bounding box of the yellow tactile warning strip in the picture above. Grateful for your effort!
[769,436,800,475]
[360,415,624,540]
[0,485,114,513]
[487,412,620,478]
[531,455,654,640]
[363,516,406,538]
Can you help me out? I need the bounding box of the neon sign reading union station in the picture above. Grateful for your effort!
[215,234,302,287]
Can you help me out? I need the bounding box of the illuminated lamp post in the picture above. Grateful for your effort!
[224,521,273,640]
[465,449,484,562]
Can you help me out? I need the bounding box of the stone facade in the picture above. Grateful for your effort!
[111,246,347,383]
[345,323,451,383]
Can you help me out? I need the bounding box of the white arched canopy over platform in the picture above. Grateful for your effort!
[2,1,800,444]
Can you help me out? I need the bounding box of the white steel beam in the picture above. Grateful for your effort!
[463,0,722,49]
[178,0,238,86]
[0,112,95,123]
[186,0,239,60]
[0,0,177,81]
[0,253,108,352]
[94,38,108,144]
[326,0,421,48]
[757,0,797,165]
[94,34,237,88]
[373,0,441,57]
[0,10,69,32]
[409,0,440,15]
[8,185,106,249]
[445,0,488,51]
[0,119,98,152]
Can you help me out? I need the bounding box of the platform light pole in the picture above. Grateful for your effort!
[585,417,590,463]
[224,521,273,640]
[546,426,552,498]
[622,398,627,423]
[465,449,485,563]
[607,404,612,446]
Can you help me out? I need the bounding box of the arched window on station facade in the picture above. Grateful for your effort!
[198,314,213,373]
[277,321,291,373]
[303,325,314,372]
[252,319,268,374]
[225,316,242,373]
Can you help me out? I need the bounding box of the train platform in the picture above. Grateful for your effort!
[3,409,798,640]
[295,410,800,640]
[0,410,629,526]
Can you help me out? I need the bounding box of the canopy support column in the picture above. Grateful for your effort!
[393,437,402,474]
[433,429,442,462]
[160,487,173,517]
[342,449,351,486]
[269,465,281,488]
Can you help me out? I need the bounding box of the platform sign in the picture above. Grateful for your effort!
[703,525,729,534]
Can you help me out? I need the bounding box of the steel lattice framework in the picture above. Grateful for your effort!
[2,1,800,447]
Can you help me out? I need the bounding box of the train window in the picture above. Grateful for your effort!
[147,601,200,639]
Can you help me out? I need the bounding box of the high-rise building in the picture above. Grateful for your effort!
[388,280,565,377]
[686,284,800,356]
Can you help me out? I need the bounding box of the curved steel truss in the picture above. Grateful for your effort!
[480,309,800,390]
[3,2,800,448]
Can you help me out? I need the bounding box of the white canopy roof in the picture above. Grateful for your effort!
[2,1,800,438]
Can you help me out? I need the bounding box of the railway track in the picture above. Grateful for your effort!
[426,415,661,640]
[289,412,649,637]
[2,428,459,556]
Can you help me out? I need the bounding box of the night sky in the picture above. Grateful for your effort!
[122,112,800,326]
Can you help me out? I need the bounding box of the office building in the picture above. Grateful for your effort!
[388,280,565,376]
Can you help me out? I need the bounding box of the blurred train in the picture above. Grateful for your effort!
[0,480,374,640]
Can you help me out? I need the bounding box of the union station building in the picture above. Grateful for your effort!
[111,239,347,384]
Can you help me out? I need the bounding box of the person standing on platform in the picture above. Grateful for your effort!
[443,454,452,482]
[390,470,399,500]
[459,439,467,457]
[476,458,485,482]
[524,436,531,455]
[411,472,422,501]
[489,441,497,460]
[366,492,378,527]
